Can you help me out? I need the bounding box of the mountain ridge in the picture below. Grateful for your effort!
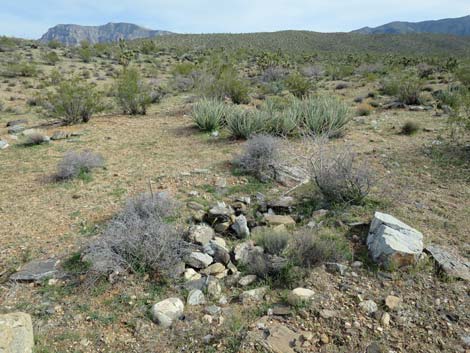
[39,22,172,46]
[352,15,470,36]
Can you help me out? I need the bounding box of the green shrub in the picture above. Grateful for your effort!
[401,121,420,135]
[284,72,312,98]
[455,66,470,88]
[43,51,60,66]
[45,78,102,124]
[356,103,373,116]
[289,230,352,268]
[254,228,289,256]
[192,98,226,132]
[78,47,93,63]
[226,108,266,139]
[302,96,351,136]
[114,67,152,115]
[202,66,250,104]
[47,40,62,49]
[3,62,38,77]
[381,75,423,105]
[172,62,197,76]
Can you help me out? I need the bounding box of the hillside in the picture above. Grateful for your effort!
[39,22,172,45]
[353,15,470,36]
[146,31,470,56]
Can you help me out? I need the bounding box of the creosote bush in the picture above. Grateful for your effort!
[115,67,152,115]
[381,75,423,105]
[55,150,104,181]
[284,71,312,98]
[192,98,226,132]
[235,134,281,182]
[83,192,190,279]
[289,230,352,268]
[309,140,372,205]
[45,78,102,124]
[401,121,420,135]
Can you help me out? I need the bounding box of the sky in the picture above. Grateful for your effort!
[1,0,469,39]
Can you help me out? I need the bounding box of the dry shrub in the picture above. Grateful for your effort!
[253,228,289,256]
[288,229,352,268]
[308,137,372,205]
[55,150,104,180]
[83,192,190,280]
[235,134,282,182]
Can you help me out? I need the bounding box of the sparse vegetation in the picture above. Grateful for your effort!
[44,77,102,124]
[234,134,281,182]
[401,121,420,135]
[55,150,104,181]
[114,67,152,115]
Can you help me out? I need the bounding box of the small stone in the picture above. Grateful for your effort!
[51,131,69,140]
[6,119,28,127]
[351,261,363,268]
[189,224,214,246]
[287,288,315,306]
[7,125,25,134]
[0,312,34,353]
[319,309,337,319]
[187,201,205,210]
[381,312,391,327]
[203,334,214,344]
[232,215,250,238]
[186,252,213,269]
[320,333,329,344]
[151,298,184,328]
[214,222,231,233]
[359,300,378,315]
[0,140,9,149]
[203,314,213,324]
[240,287,268,304]
[10,259,59,282]
[238,275,257,287]
[183,268,201,282]
[325,262,348,276]
[264,214,296,227]
[207,278,222,299]
[384,295,401,311]
[204,305,221,316]
[187,289,206,306]
[200,263,226,276]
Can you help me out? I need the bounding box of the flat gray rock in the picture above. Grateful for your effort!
[10,259,59,282]
[0,312,34,353]
[425,245,470,281]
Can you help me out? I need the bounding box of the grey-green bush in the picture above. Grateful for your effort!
[56,150,104,181]
[115,67,152,115]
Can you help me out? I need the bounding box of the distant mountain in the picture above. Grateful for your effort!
[39,22,172,46]
[353,15,470,36]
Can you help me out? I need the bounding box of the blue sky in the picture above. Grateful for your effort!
[1,0,469,39]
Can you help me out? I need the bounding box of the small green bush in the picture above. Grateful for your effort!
[114,67,152,115]
[254,228,289,256]
[45,78,102,124]
[401,121,420,135]
[381,75,423,105]
[192,98,226,132]
[284,72,312,98]
[3,62,38,77]
[43,51,60,66]
[455,66,470,88]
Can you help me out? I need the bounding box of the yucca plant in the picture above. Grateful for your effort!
[226,107,266,139]
[192,98,226,132]
[302,96,350,137]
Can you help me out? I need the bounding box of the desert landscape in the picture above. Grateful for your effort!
[0,7,469,353]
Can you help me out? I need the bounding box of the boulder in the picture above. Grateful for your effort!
[151,298,184,328]
[183,268,201,282]
[10,259,60,282]
[367,212,423,268]
[200,263,226,277]
[359,300,378,315]
[240,287,268,304]
[7,125,25,134]
[189,224,214,246]
[186,252,213,269]
[187,289,206,306]
[264,215,296,227]
[0,312,34,353]
[203,240,230,265]
[232,215,250,239]
[287,288,315,306]
[425,245,470,281]
[6,119,28,127]
[234,241,264,266]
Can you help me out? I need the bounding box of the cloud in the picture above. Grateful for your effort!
[0,0,468,38]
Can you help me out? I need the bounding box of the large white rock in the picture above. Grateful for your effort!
[367,212,423,268]
[0,312,34,353]
[287,288,315,306]
[151,298,184,328]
